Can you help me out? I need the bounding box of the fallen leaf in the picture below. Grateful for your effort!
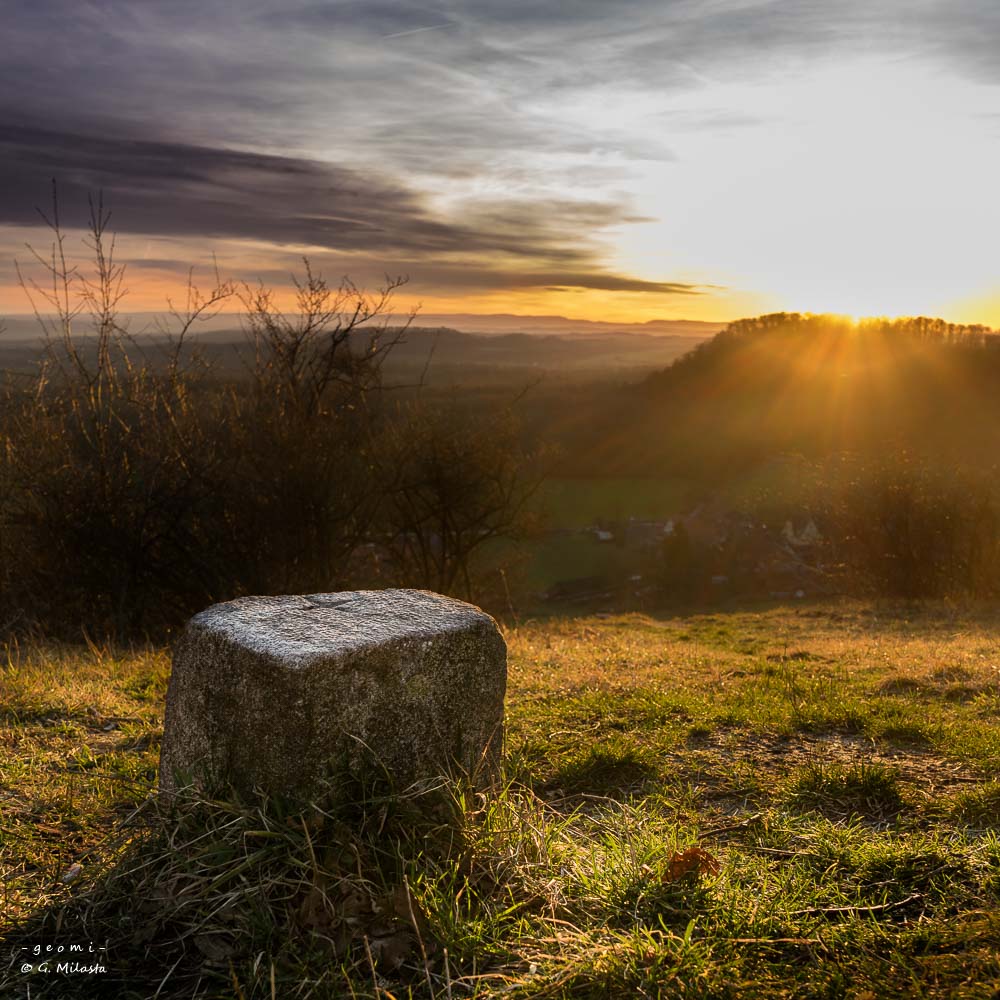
[369,930,415,971]
[193,933,237,963]
[298,883,345,937]
[663,847,721,882]
[389,883,436,950]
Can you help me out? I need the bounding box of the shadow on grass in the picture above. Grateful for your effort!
[0,777,464,1000]
[539,744,659,800]
[879,723,935,748]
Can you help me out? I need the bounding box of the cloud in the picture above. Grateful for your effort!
[4,1,996,180]
[3,0,996,314]
[0,123,701,296]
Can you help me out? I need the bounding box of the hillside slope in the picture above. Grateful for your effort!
[570,313,1000,480]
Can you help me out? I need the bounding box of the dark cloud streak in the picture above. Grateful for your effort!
[0,123,697,296]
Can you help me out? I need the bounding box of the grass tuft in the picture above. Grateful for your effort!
[785,760,906,819]
[949,781,1000,827]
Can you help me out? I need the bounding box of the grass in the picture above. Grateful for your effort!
[3,601,1000,997]
[784,760,906,819]
[518,534,640,595]
[531,477,692,531]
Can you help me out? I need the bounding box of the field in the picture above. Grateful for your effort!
[3,602,1000,997]
[517,472,802,597]
[532,478,692,531]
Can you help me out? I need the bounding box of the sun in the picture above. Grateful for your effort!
[605,55,1000,326]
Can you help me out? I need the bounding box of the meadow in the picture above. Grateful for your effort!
[3,600,999,998]
[532,478,692,531]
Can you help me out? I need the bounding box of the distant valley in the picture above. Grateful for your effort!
[0,313,722,384]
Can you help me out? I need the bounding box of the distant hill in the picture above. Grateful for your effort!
[0,319,716,383]
[568,313,1000,480]
[0,312,723,340]
[379,313,724,337]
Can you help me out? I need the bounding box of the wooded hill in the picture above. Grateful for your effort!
[568,313,1000,481]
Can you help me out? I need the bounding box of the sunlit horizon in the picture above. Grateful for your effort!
[3,3,999,329]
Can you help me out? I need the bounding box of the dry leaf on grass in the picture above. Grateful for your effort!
[663,847,721,882]
[368,929,416,971]
[294,878,436,969]
[193,932,237,963]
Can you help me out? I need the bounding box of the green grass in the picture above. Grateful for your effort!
[531,477,691,530]
[519,534,639,593]
[3,601,1000,997]
[784,760,906,819]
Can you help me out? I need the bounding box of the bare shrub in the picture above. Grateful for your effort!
[3,193,234,634]
[824,457,1000,599]
[375,399,543,600]
[215,264,411,595]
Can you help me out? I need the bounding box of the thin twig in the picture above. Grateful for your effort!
[740,845,817,858]
[726,936,823,945]
[362,935,380,998]
[789,892,923,918]
[404,875,435,998]
[702,813,764,836]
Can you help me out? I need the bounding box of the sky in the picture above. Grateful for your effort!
[1,0,998,326]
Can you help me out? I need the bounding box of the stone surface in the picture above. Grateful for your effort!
[159,589,507,799]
